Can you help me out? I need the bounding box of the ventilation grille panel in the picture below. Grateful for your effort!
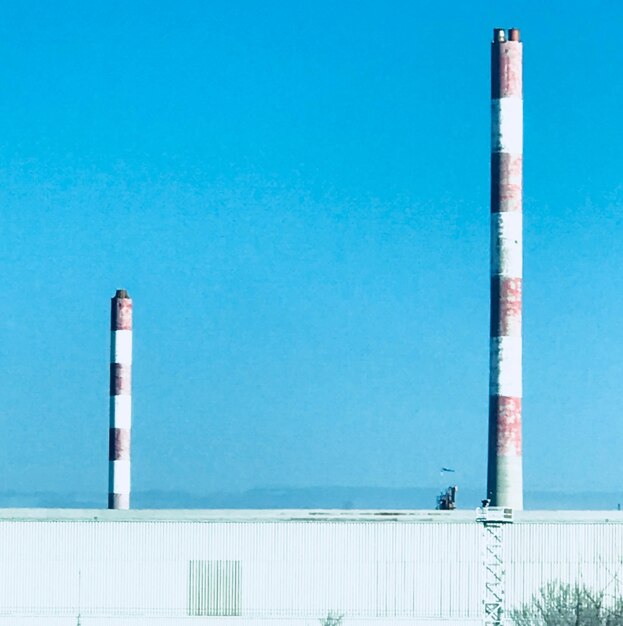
[188,559,241,616]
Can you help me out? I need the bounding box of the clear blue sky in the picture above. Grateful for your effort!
[1,1,622,503]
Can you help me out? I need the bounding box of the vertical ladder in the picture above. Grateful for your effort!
[477,507,513,626]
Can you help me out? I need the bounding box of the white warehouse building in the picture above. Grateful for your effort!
[1,508,622,625]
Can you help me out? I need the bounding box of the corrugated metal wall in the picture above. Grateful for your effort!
[0,515,621,624]
[507,522,623,607]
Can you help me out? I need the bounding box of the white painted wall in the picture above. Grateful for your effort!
[0,510,620,625]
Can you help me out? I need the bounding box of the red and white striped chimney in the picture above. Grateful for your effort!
[109,289,132,509]
[487,28,523,509]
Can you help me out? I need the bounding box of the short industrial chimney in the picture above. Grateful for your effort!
[108,289,133,509]
[488,28,523,509]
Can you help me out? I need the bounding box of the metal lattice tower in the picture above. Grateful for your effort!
[477,506,513,626]
[483,521,505,625]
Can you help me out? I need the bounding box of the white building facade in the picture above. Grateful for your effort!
[0,509,621,625]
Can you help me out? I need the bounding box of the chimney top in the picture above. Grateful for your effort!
[493,28,521,43]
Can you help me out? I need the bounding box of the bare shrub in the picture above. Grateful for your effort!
[510,582,623,626]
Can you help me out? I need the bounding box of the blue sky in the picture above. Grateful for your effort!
[1,1,623,505]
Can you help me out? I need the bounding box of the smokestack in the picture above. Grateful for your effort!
[488,28,523,509]
[108,289,133,509]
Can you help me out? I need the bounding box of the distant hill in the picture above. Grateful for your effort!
[0,486,620,511]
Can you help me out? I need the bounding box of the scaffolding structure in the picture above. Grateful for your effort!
[477,506,513,625]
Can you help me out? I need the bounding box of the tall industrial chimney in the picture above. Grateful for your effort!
[109,289,133,509]
[488,28,523,509]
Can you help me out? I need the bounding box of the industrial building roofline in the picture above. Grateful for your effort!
[0,508,621,524]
